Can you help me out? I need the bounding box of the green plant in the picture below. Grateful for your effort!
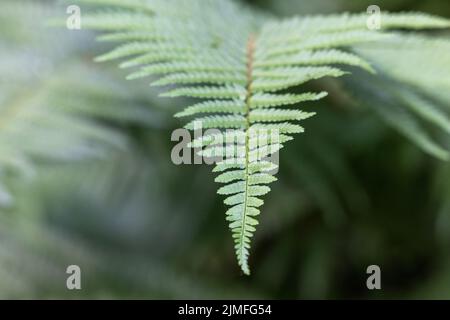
[2,0,450,299]
[52,0,450,275]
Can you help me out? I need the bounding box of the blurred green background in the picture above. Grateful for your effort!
[1,0,450,299]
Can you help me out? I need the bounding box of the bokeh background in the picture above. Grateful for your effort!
[1,0,450,299]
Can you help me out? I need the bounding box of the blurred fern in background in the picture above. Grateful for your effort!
[0,0,450,299]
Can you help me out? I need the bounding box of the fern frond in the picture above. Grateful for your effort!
[251,66,347,92]
[160,85,246,99]
[0,0,159,208]
[185,115,246,130]
[349,34,450,159]
[175,100,246,118]
[353,34,450,103]
[249,109,315,122]
[249,92,328,108]
[254,49,375,73]
[259,12,450,41]
[71,0,450,275]
[150,71,246,87]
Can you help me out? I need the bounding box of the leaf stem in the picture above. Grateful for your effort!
[239,34,256,275]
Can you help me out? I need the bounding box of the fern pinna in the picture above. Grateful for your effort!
[71,0,450,275]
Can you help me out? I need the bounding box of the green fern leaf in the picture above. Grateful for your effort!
[70,0,450,275]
